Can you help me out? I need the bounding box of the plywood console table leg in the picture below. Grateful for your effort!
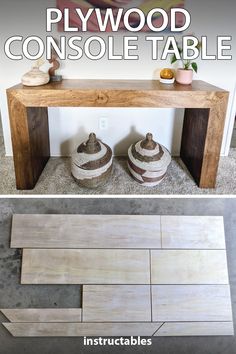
[7,93,50,190]
[180,97,228,188]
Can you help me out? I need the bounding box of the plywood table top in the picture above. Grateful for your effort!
[7,80,227,108]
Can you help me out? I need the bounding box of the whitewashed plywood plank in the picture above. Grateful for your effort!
[154,322,234,336]
[151,250,229,284]
[11,214,161,248]
[83,285,151,322]
[161,216,225,249]
[3,322,162,337]
[21,249,150,284]
[152,285,233,322]
[1,309,81,323]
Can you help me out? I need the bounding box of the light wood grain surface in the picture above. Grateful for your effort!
[3,321,234,337]
[151,250,228,284]
[161,216,225,249]
[83,285,151,322]
[3,322,162,337]
[11,214,161,249]
[152,285,233,322]
[154,322,234,336]
[1,309,81,323]
[8,80,226,109]
[7,213,233,337]
[21,249,150,284]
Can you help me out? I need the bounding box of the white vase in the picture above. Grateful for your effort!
[21,67,50,87]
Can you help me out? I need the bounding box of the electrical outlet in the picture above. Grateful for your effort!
[99,117,108,130]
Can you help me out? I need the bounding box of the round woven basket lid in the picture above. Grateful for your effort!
[72,133,112,170]
[128,133,171,171]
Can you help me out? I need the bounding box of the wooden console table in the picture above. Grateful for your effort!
[7,80,229,190]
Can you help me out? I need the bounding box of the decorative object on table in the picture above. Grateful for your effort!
[128,133,171,187]
[171,39,201,85]
[71,133,112,188]
[21,59,50,87]
[159,68,175,84]
[48,45,62,82]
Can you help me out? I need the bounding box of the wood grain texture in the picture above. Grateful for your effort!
[152,285,233,322]
[151,250,229,284]
[11,214,161,249]
[1,309,81,323]
[154,322,234,336]
[3,322,162,337]
[7,92,50,190]
[199,98,229,188]
[180,108,209,186]
[7,80,226,108]
[161,216,225,249]
[181,92,228,188]
[83,285,151,322]
[7,80,228,190]
[21,249,150,284]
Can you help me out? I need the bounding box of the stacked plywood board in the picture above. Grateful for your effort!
[1,215,234,337]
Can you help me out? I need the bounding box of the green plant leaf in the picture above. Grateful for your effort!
[191,62,198,73]
[171,55,178,64]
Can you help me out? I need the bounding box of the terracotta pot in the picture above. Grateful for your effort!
[128,133,171,187]
[71,133,113,188]
[176,68,193,85]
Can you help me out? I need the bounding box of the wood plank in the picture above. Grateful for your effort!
[83,285,151,322]
[10,80,225,93]
[11,214,161,249]
[152,285,233,322]
[154,322,234,336]
[3,322,162,337]
[161,216,225,249]
[1,309,81,323]
[151,250,229,284]
[199,97,228,188]
[180,108,210,187]
[21,249,150,284]
[7,93,50,190]
[8,80,226,109]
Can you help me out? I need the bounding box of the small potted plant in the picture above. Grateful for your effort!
[171,40,200,85]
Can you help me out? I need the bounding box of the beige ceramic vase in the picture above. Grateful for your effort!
[71,133,113,188]
[21,66,50,87]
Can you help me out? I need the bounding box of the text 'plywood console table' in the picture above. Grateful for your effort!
[7,80,229,190]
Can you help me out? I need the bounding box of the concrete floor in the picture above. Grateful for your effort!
[0,197,235,354]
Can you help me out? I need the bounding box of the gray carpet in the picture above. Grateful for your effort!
[1,139,236,194]
[0,116,235,195]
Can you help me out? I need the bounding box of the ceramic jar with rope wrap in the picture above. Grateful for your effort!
[71,133,113,188]
[128,133,171,187]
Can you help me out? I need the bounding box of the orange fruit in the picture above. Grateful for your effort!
[160,68,174,79]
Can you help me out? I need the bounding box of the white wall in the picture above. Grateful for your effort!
[0,0,235,157]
